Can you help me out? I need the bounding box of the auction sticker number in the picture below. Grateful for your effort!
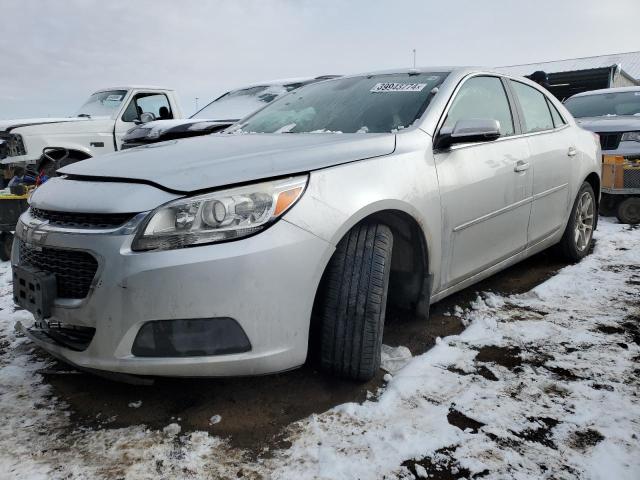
[370,83,427,93]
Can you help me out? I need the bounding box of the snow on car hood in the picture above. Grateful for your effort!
[575,115,640,133]
[0,117,88,132]
[60,132,396,193]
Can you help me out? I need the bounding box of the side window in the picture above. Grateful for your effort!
[511,81,554,133]
[442,76,515,136]
[546,98,566,128]
[122,93,173,122]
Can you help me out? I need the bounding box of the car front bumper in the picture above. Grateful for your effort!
[12,212,333,377]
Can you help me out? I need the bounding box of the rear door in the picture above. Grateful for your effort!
[509,80,573,245]
[435,75,533,288]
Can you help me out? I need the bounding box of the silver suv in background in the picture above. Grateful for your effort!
[13,68,600,382]
[564,86,640,223]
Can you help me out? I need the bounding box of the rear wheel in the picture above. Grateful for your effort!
[616,197,640,225]
[317,223,393,381]
[558,182,596,262]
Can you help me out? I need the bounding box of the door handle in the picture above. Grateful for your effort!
[514,160,530,172]
[567,146,577,157]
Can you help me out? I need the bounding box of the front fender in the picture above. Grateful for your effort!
[283,140,442,290]
[38,142,93,159]
[9,118,116,163]
[6,134,95,164]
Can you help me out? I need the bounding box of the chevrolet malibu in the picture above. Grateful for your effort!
[12,68,601,382]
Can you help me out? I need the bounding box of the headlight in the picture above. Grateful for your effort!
[1,133,27,157]
[621,131,640,142]
[132,175,308,251]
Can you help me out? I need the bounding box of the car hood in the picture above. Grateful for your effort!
[60,132,396,193]
[0,117,89,133]
[124,118,234,141]
[575,115,640,133]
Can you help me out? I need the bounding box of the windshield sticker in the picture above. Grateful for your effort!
[370,83,427,93]
[105,94,123,102]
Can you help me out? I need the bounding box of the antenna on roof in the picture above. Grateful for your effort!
[195,97,199,112]
[412,49,416,69]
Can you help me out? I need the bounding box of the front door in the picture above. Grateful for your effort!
[114,91,174,149]
[434,75,533,288]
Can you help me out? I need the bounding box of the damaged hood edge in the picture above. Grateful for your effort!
[60,132,397,193]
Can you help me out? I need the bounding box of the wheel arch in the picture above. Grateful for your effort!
[584,171,600,206]
[42,146,93,161]
[309,207,432,345]
[363,209,431,314]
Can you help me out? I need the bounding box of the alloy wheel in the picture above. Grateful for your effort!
[574,191,594,252]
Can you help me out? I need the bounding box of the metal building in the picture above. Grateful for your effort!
[497,51,640,100]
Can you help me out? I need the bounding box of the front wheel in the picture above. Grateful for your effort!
[317,223,393,381]
[558,182,596,262]
[616,197,640,225]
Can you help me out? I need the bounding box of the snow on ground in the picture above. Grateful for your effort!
[0,218,638,479]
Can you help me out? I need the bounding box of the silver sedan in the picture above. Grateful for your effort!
[13,68,600,381]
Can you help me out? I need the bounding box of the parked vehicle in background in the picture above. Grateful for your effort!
[121,76,339,149]
[564,86,640,224]
[0,86,182,176]
[13,68,600,383]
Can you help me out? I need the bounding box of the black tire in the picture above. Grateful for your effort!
[0,232,13,261]
[616,197,640,225]
[558,182,596,262]
[598,193,617,217]
[318,223,393,381]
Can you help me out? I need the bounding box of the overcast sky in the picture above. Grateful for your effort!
[1,0,638,119]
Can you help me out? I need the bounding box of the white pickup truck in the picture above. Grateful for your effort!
[0,86,182,169]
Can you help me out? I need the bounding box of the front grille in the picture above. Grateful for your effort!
[598,133,622,151]
[19,241,98,299]
[0,133,27,159]
[30,207,136,229]
[30,323,96,351]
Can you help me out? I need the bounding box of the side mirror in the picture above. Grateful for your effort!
[139,112,157,124]
[435,119,501,150]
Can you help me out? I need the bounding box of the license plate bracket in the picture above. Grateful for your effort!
[13,264,56,319]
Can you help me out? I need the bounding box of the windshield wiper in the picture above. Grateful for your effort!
[77,113,91,118]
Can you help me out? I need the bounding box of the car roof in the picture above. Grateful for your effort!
[331,66,532,81]
[568,86,640,99]
[93,86,175,93]
[229,76,339,91]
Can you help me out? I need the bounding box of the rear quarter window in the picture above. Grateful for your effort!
[546,98,566,127]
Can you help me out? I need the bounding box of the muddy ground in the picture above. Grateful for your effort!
[29,247,570,455]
